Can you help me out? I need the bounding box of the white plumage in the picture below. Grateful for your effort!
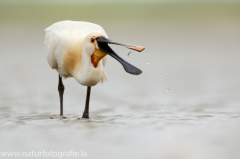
[44,20,108,86]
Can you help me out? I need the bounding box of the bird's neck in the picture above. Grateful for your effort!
[73,48,104,86]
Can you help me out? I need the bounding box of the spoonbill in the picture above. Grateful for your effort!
[44,20,145,118]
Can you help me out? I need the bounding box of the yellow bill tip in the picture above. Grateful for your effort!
[127,46,145,52]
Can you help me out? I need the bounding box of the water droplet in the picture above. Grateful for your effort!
[159,74,162,77]
[166,89,170,92]
[127,51,132,56]
[161,105,164,107]
[146,61,150,64]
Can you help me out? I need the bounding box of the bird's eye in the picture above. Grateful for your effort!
[91,38,95,43]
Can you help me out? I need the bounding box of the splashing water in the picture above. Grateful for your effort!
[127,51,132,56]
[128,54,171,96]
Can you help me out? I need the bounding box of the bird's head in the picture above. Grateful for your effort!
[84,32,145,75]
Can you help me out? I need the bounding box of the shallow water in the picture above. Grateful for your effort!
[1,103,240,159]
[1,3,240,159]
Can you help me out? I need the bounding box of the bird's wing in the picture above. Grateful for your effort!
[44,27,59,69]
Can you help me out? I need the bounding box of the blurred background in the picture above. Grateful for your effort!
[0,0,240,159]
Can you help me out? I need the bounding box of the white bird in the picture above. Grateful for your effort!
[44,20,145,118]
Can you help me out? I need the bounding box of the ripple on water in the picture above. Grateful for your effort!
[195,115,214,118]
[0,113,11,118]
[231,116,239,118]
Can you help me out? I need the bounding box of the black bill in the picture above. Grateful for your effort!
[96,36,144,75]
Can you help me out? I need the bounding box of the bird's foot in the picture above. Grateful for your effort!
[82,113,89,119]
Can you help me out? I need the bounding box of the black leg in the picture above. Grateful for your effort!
[58,75,65,116]
[82,86,91,119]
